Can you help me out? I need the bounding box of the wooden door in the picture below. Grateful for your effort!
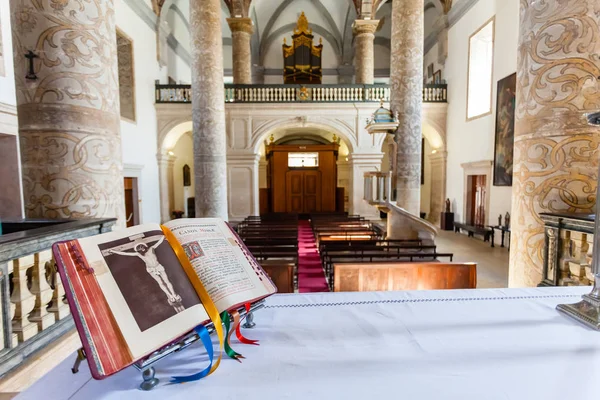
[467,175,486,226]
[286,171,304,213]
[123,177,140,227]
[285,170,322,213]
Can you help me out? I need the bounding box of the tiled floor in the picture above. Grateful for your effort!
[435,229,509,288]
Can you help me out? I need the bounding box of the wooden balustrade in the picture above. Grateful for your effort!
[0,218,116,378]
[156,83,448,104]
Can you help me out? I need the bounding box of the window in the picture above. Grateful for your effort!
[288,153,318,168]
[116,30,136,122]
[467,18,495,120]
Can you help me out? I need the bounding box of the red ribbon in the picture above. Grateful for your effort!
[235,303,259,346]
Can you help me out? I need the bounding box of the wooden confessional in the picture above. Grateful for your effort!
[264,144,341,214]
[282,12,323,84]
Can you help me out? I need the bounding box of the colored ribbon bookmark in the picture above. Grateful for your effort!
[170,325,213,383]
[235,305,259,345]
[221,311,245,362]
[161,226,225,381]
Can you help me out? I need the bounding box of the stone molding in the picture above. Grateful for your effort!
[352,19,379,36]
[227,17,254,35]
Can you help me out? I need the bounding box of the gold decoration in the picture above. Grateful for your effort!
[294,12,312,35]
[269,134,274,143]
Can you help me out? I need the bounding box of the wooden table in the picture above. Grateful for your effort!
[489,225,511,249]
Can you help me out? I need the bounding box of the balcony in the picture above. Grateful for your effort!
[155,83,448,104]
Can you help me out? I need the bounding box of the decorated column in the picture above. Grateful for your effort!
[353,20,379,85]
[10,0,124,222]
[510,0,600,287]
[389,0,424,216]
[191,0,229,219]
[227,18,254,84]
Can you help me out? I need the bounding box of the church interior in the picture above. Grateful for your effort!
[0,0,600,398]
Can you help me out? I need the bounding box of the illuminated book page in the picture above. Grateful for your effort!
[77,224,209,360]
[164,218,276,312]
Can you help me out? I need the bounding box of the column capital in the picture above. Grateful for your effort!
[352,19,380,36]
[227,17,254,35]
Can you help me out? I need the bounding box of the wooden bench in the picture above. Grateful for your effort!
[260,260,295,293]
[333,262,477,292]
[454,222,492,242]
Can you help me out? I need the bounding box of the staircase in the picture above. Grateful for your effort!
[363,172,438,242]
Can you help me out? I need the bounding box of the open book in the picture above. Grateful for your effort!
[52,218,277,380]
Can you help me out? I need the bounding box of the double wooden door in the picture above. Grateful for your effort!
[286,170,322,213]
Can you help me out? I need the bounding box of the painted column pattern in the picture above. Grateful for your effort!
[510,0,600,287]
[353,20,379,85]
[191,0,228,219]
[389,0,424,216]
[9,0,124,222]
[227,18,254,85]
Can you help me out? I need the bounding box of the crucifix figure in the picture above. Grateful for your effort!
[109,237,185,313]
[24,50,38,80]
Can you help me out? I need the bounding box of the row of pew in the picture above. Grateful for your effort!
[236,213,299,293]
[311,214,456,291]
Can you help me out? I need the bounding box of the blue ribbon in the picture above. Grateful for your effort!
[170,325,214,384]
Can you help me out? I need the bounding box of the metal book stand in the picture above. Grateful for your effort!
[71,300,264,391]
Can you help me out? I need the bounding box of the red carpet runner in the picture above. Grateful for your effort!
[297,221,330,293]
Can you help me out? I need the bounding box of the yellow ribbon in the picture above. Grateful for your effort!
[160,226,224,375]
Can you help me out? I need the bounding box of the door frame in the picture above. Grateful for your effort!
[461,160,492,226]
[123,163,144,224]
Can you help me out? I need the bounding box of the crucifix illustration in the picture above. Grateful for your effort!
[105,236,185,313]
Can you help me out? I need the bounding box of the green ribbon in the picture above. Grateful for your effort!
[221,311,244,362]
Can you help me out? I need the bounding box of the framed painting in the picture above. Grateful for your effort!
[427,63,434,79]
[433,70,441,84]
[493,72,516,186]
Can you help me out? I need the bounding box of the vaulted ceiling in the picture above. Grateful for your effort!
[160,0,452,71]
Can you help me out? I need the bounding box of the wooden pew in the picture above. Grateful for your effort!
[333,262,477,292]
[260,260,295,293]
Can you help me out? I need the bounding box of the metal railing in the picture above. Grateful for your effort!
[0,218,116,377]
[155,83,448,104]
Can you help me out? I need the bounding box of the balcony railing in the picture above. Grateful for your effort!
[364,171,396,205]
[0,218,116,377]
[155,83,448,104]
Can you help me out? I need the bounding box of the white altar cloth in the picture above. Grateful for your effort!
[16,286,600,400]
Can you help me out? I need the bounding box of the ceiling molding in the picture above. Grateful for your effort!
[310,0,342,46]
[259,0,295,55]
[340,4,356,66]
[424,0,479,55]
[168,4,189,31]
[260,22,342,65]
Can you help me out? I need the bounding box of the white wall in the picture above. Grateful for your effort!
[116,0,162,224]
[423,42,444,84]
[0,1,16,107]
[444,0,518,225]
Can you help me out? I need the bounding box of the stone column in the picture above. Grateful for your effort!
[227,18,254,85]
[157,152,176,223]
[389,0,424,216]
[510,0,600,287]
[10,0,124,222]
[353,20,379,85]
[191,0,228,219]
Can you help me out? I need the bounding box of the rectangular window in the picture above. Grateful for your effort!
[116,29,136,122]
[467,18,495,121]
[288,153,319,168]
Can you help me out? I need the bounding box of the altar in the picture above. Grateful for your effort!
[16,286,600,400]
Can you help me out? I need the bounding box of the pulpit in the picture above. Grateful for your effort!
[282,12,323,84]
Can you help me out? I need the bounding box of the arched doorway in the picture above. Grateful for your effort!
[257,127,352,215]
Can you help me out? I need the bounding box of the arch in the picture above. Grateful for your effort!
[250,117,357,154]
[422,117,446,150]
[159,120,193,152]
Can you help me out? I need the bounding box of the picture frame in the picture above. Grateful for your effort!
[433,70,442,84]
[427,63,434,79]
[493,72,517,186]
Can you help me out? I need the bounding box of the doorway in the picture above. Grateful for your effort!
[123,177,140,227]
[285,170,322,213]
[466,174,486,226]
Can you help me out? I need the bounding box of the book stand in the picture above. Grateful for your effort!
[71,300,265,391]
